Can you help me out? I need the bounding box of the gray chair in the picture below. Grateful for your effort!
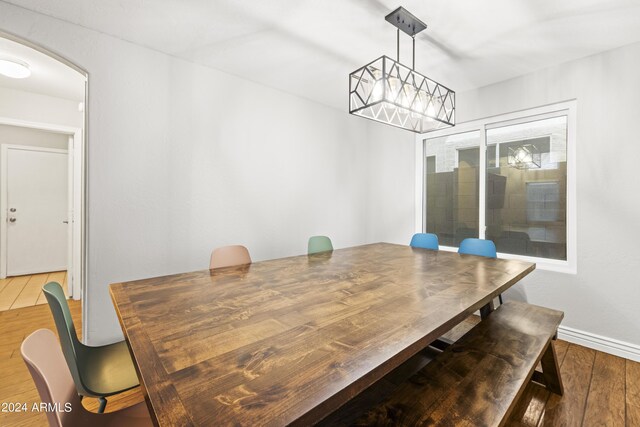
[43,282,139,413]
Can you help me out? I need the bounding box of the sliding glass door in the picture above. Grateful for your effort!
[424,131,480,247]
[420,102,576,272]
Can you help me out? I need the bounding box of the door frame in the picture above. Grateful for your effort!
[0,118,85,300]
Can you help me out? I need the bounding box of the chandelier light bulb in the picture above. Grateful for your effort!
[514,147,532,163]
[387,77,400,99]
[403,84,416,108]
[411,91,427,118]
[426,98,436,117]
[413,91,426,113]
[371,79,383,101]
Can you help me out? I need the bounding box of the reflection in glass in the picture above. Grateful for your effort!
[508,144,541,169]
[486,116,567,260]
[424,131,480,247]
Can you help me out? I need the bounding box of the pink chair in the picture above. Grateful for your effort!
[209,245,252,269]
[21,329,152,427]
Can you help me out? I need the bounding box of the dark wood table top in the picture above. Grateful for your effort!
[110,242,535,426]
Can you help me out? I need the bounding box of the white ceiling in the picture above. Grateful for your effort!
[5,0,640,109]
[0,35,85,101]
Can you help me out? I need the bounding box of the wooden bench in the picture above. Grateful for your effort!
[353,301,564,427]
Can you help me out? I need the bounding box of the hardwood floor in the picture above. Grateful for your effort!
[0,300,143,427]
[0,302,638,426]
[506,339,640,427]
[0,271,68,312]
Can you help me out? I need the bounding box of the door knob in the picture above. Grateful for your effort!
[63,221,69,224]
[9,208,16,212]
[9,217,16,223]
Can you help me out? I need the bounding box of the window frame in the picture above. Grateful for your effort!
[414,100,577,274]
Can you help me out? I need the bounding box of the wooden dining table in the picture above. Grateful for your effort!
[109,242,535,426]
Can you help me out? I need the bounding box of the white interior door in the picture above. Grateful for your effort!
[5,146,68,276]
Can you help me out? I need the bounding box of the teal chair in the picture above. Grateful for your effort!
[308,236,333,254]
[410,233,439,250]
[43,282,140,413]
[458,238,502,304]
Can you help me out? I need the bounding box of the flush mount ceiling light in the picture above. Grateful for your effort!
[349,7,455,133]
[0,58,31,79]
[508,144,541,169]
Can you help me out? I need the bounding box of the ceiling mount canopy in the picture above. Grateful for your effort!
[349,7,455,133]
[385,6,428,37]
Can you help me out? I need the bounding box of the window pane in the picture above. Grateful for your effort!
[486,116,567,260]
[424,131,480,247]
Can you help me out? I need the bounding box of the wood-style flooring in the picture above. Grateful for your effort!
[0,300,143,427]
[0,302,638,426]
[0,271,68,312]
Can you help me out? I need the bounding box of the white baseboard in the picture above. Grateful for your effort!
[558,325,640,362]
[6,267,68,277]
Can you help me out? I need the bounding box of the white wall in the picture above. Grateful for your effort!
[0,86,82,128]
[0,2,377,344]
[164,61,371,272]
[456,41,640,353]
[365,122,416,244]
[0,124,68,149]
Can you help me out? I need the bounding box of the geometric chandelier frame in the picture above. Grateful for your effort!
[348,7,455,133]
[508,143,542,169]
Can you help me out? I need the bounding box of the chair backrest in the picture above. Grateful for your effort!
[308,235,333,254]
[210,245,252,269]
[21,329,83,427]
[458,238,497,258]
[409,233,439,250]
[497,231,531,256]
[42,282,91,397]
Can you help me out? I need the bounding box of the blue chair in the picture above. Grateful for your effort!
[458,238,497,258]
[409,233,439,250]
[458,238,502,304]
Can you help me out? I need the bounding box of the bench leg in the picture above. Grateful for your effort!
[480,300,495,319]
[540,341,564,396]
[428,338,451,351]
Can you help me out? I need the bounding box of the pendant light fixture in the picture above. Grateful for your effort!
[349,7,455,133]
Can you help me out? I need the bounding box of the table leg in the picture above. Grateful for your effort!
[479,300,495,319]
[429,339,451,351]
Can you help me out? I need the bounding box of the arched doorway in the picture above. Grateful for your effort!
[0,30,87,314]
